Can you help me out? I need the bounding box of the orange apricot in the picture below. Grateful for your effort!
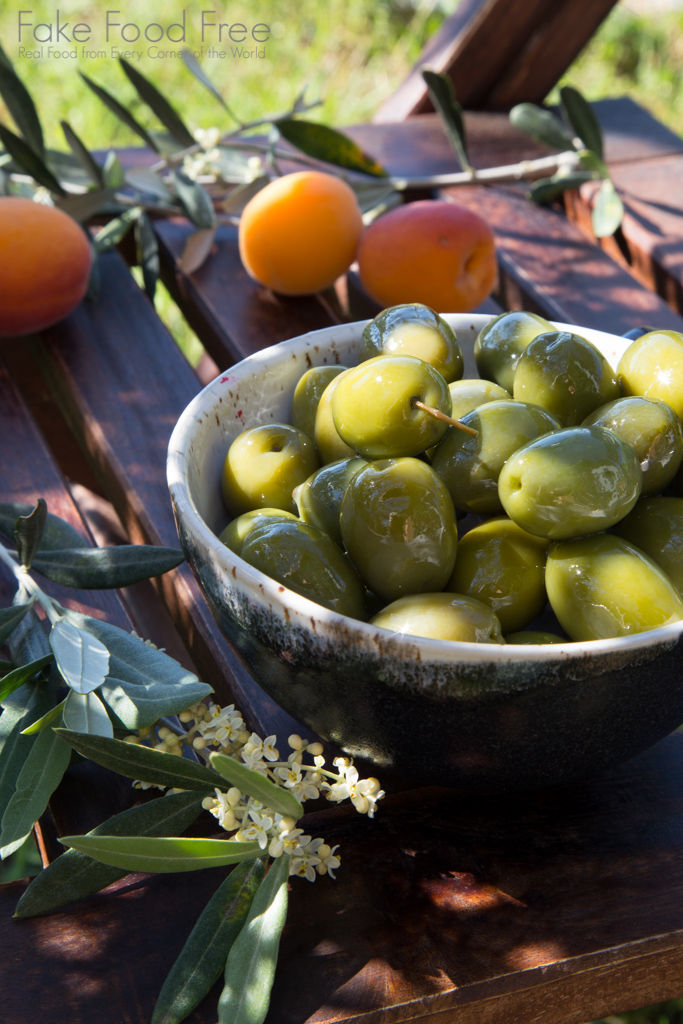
[357,200,498,313]
[0,197,92,337]
[238,170,364,296]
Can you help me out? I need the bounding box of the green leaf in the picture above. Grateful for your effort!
[59,834,262,872]
[119,59,195,148]
[125,166,173,202]
[0,726,71,858]
[152,858,265,1024]
[275,118,387,177]
[0,42,44,158]
[14,497,47,569]
[78,72,159,153]
[171,170,216,229]
[222,176,269,216]
[100,675,211,730]
[0,501,89,551]
[62,689,113,738]
[219,855,290,1024]
[21,698,66,735]
[7,592,50,666]
[56,189,116,224]
[210,753,303,821]
[181,48,231,115]
[0,603,33,648]
[529,170,596,204]
[93,206,141,253]
[0,654,53,703]
[560,85,604,159]
[178,227,216,275]
[15,791,205,918]
[577,148,610,179]
[50,619,110,695]
[63,611,212,715]
[31,544,184,589]
[592,178,624,238]
[135,211,160,301]
[55,729,219,791]
[509,103,575,152]
[60,120,104,187]
[103,149,126,188]
[421,70,470,173]
[0,123,65,194]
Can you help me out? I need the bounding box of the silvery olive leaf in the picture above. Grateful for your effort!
[50,619,110,695]
[62,689,114,738]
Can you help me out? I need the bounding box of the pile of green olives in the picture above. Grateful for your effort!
[219,302,683,646]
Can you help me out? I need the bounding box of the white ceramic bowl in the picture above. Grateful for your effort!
[168,315,683,791]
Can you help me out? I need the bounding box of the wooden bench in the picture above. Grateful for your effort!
[3,76,683,1024]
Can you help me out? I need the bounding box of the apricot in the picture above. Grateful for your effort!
[0,197,92,336]
[357,200,497,313]
[238,171,364,296]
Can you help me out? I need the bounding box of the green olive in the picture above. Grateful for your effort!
[448,379,512,421]
[361,303,464,383]
[290,365,347,442]
[370,592,504,644]
[219,508,298,556]
[546,533,683,640]
[332,355,452,459]
[498,426,642,539]
[513,331,621,426]
[340,457,458,603]
[583,396,683,495]
[474,310,555,392]
[612,496,683,594]
[446,517,549,633]
[240,519,366,620]
[293,457,368,547]
[505,631,565,644]
[314,370,357,465]
[222,423,319,517]
[618,330,683,420]
[430,400,560,515]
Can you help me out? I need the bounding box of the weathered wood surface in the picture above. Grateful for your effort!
[4,733,683,1024]
[373,0,619,121]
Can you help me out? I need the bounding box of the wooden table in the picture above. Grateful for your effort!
[2,100,683,1024]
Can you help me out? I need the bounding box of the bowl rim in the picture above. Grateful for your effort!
[167,314,683,665]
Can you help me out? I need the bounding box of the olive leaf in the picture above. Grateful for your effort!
[125,166,173,202]
[577,148,610,179]
[0,654,53,704]
[0,725,71,859]
[59,834,262,872]
[55,729,219,791]
[171,169,217,229]
[93,206,142,254]
[529,170,596,204]
[178,227,217,275]
[0,42,44,158]
[222,176,269,216]
[79,72,160,153]
[0,501,89,551]
[509,103,575,153]
[152,858,265,1024]
[30,544,185,589]
[99,675,211,730]
[275,119,388,177]
[592,178,624,238]
[118,58,195,147]
[218,854,290,1024]
[0,603,33,648]
[0,123,65,194]
[15,791,205,919]
[13,497,47,569]
[61,120,104,188]
[181,48,235,119]
[103,150,126,188]
[56,189,117,224]
[49,619,110,695]
[421,69,471,173]
[210,753,303,821]
[62,689,113,738]
[560,85,604,160]
[20,698,67,735]
[135,211,160,302]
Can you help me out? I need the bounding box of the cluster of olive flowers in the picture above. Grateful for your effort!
[126,701,384,882]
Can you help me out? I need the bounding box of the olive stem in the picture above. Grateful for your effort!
[411,399,478,437]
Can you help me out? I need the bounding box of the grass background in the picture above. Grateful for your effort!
[1,4,683,1020]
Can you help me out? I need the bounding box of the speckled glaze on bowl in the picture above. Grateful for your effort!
[168,315,683,791]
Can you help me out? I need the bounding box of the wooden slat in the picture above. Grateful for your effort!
[5,732,683,1023]
[373,0,618,121]
[25,251,314,744]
